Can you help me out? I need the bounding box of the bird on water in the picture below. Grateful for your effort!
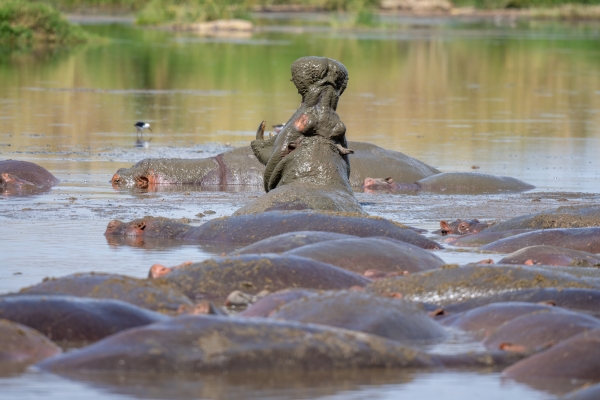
[134,121,152,139]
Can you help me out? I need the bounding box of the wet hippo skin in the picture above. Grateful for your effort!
[0,159,60,195]
[0,295,169,347]
[0,319,62,370]
[105,211,442,249]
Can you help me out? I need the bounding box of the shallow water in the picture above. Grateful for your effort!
[1,13,599,400]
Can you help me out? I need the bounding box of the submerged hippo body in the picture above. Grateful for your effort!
[363,172,534,195]
[36,315,438,373]
[230,231,358,255]
[0,160,60,195]
[267,291,448,343]
[366,265,598,306]
[0,295,169,347]
[482,308,600,353]
[0,319,62,370]
[502,328,600,381]
[445,229,531,247]
[486,205,600,233]
[441,288,600,318]
[19,273,193,314]
[481,227,600,254]
[439,302,555,340]
[111,146,265,188]
[153,254,370,305]
[497,245,600,267]
[283,237,445,275]
[105,211,442,249]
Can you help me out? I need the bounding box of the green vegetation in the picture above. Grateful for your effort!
[453,0,600,9]
[0,0,90,46]
[136,0,251,25]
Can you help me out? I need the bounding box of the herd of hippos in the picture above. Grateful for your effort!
[2,57,600,399]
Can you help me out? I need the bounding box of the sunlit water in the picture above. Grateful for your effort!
[1,13,599,400]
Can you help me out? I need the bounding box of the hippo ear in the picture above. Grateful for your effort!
[134,221,146,231]
[439,220,450,235]
[384,177,394,184]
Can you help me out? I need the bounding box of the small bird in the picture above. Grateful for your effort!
[134,121,152,139]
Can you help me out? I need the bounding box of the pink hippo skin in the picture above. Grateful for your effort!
[0,160,59,195]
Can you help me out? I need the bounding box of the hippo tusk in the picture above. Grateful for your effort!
[336,144,354,155]
[256,120,266,140]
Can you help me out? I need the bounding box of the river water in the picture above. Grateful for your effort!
[0,13,599,399]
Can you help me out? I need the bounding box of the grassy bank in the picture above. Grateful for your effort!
[0,0,90,46]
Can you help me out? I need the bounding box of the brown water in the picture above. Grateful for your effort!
[1,13,599,399]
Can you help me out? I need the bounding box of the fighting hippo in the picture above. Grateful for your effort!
[150,254,370,305]
[282,237,445,275]
[19,272,194,314]
[266,290,448,343]
[105,211,442,249]
[440,288,600,318]
[480,227,600,254]
[486,205,600,232]
[363,172,534,195]
[366,265,598,306]
[0,295,169,347]
[0,319,62,370]
[482,308,600,353]
[439,302,555,340]
[229,231,358,255]
[0,159,59,195]
[502,328,600,381]
[36,315,440,373]
[497,245,600,267]
[434,219,493,236]
[241,57,365,214]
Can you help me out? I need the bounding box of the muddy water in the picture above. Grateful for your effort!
[0,14,599,399]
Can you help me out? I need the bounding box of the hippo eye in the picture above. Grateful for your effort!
[458,223,470,233]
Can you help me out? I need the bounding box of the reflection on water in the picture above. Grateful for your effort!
[0,15,599,400]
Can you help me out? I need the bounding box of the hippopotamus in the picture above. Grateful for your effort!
[445,229,532,247]
[497,245,600,267]
[486,205,600,233]
[434,219,493,236]
[240,57,366,214]
[19,272,194,314]
[0,295,169,347]
[239,289,318,318]
[105,211,442,249]
[482,308,600,353]
[480,227,600,254]
[0,159,60,195]
[111,146,265,188]
[0,319,62,370]
[36,315,440,373]
[502,328,600,381]
[111,141,439,190]
[229,231,358,255]
[362,172,534,195]
[439,302,555,340]
[266,290,448,343]
[562,383,600,400]
[282,237,445,275]
[366,265,598,306]
[440,288,600,318]
[150,254,370,305]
